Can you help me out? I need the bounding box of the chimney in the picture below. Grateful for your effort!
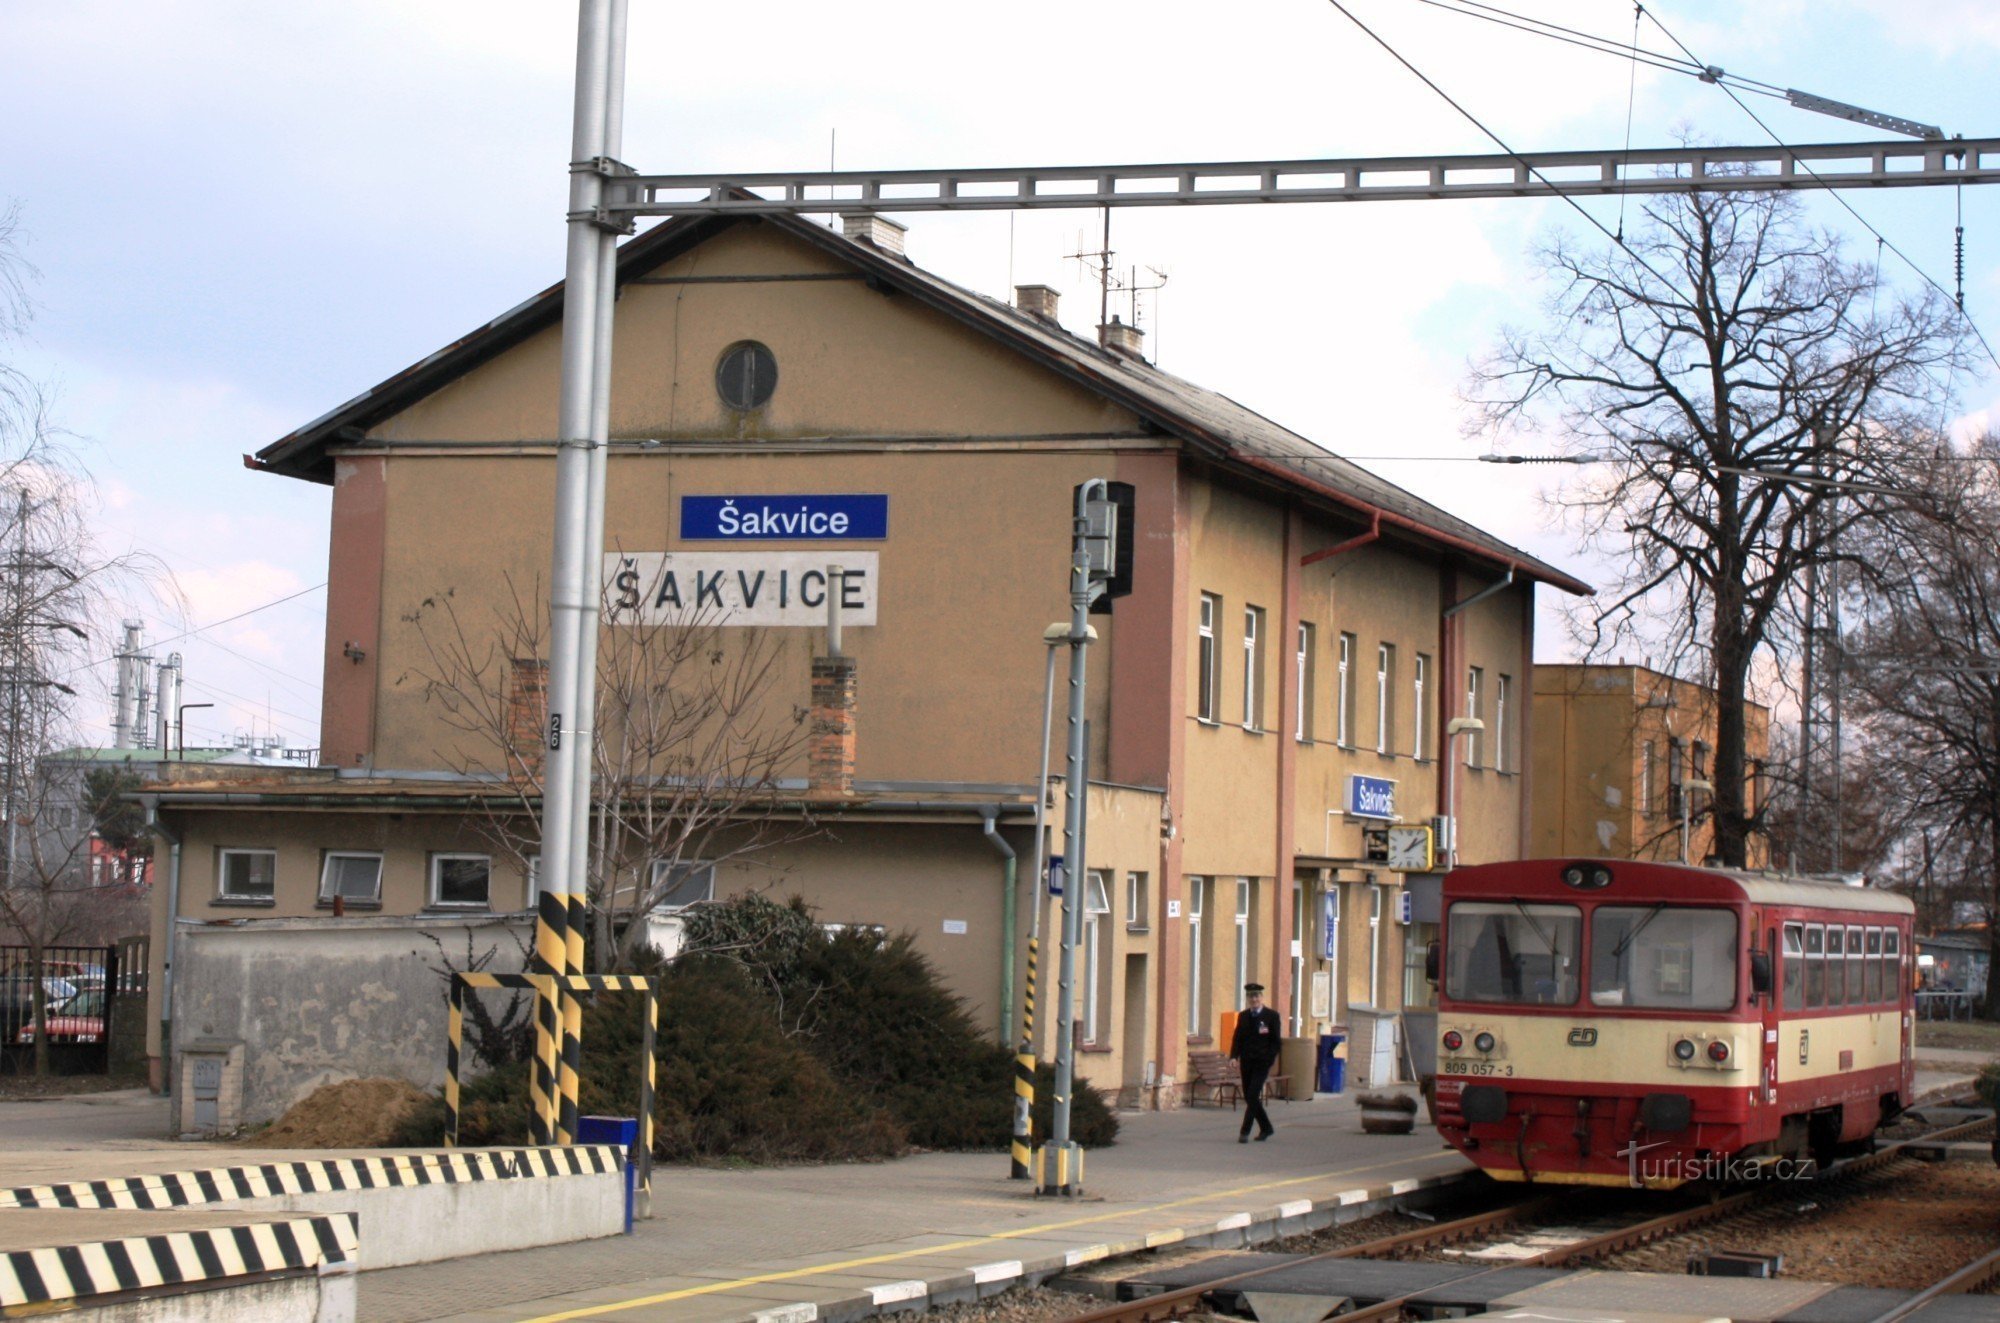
[508,657,549,780]
[840,213,908,258]
[1098,315,1146,360]
[1014,284,1061,323]
[807,655,858,799]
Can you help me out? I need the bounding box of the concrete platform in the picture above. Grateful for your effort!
[365,1090,1474,1322]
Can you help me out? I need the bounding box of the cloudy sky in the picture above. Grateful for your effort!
[4,0,1995,751]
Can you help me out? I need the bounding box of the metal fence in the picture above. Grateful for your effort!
[0,942,145,1075]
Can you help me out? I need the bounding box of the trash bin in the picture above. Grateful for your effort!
[577,1115,639,1233]
[1316,1033,1348,1094]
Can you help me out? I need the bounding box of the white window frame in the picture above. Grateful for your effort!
[1295,624,1314,742]
[1197,594,1220,723]
[429,853,493,910]
[1289,880,1305,1035]
[1367,884,1383,1006]
[217,848,276,901]
[1243,606,1264,730]
[1465,666,1485,767]
[1125,871,1147,930]
[649,859,716,912]
[1083,871,1110,1044]
[1495,674,1510,772]
[1413,653,1430,761]
[1376,643,1394,754]
[1234,878,1252,999]
[1337,632,1356,746]
[1186,877,1207,1036]
[319,851,384,905]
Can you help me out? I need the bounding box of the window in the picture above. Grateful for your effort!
[1748,760,1766,817]
[1640,742,1657,816]
[714,340,777,409]
[1083,871,1110,1044]
[1375,644,1395,755]
[1125,871,1148,930]
[1464,667,1484,767]
[1403,921,1439,1010]
[1782,923,1805,1011]
[1289,880,1305,1035]
[1186,877,1207,1035]
[1296,624,1315,742]
[1845,925,1864,1008]
[1197,594,1220,722]
[218,849,276,901]
[1865,927,1883,1003]
[319,852,383,905]
[1336,633,1356,746]
[1445,901,1582,1005]
[1234,879,1253,999]
[1885,929,1902,1000]
[1325,886,1341,1015]
[1692,740,1710,782]
[649,860,715,911]
[1243,606,1265,730]
[430,854,492,909]
[1413,653,1430,760]
[1367,884,1383,1006]
[1590,906,1738,1010]
[1826,925,1845,1005]
[1805,924,1826,1008]
[525,855,542,909]
[1494,674,1511,772]
[1667,737,1686,818]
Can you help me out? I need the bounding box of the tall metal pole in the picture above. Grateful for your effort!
[1048,480,1103,1195]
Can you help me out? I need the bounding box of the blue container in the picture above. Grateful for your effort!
[1316,1034,1348,1094]
[577,1115,639,1232]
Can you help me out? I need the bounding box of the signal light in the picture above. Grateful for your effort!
[1443,1031,1463,1051]
[1474,1031,1496,1054]
[1707,1040,1730,1062]
[1674,1038,1697,1061]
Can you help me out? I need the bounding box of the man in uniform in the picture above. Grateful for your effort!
[1229,982,1282,1142]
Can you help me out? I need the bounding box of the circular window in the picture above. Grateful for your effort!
[715,341,778,410]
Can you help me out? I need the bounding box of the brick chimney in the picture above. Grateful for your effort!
[1014,284,1061,323]
[840,213,908,258]
[1098,315,1146,360]
[807,655,858,799]
[508,657,548,779]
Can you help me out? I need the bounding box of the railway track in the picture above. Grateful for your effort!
[1054,1108,1996,1323]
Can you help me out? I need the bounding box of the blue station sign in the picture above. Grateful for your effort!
[1347,774,1397,821]
[681,494,888,541]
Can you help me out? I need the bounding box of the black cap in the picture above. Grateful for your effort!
[1244,983,1265,994]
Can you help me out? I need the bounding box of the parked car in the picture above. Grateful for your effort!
[14,986,105,1044]
[0,976,78,1020]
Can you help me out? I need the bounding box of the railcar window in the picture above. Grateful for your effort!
[1827,926,1846,1005]
[1782,924,1805,1011]
[1805,925,1825,1008]
[1885,930,1902,998]
[1445,902,1581,1005]
[1846,926,1865,1008]
[1589,906,1738,1010]
[1865,928,1883,1003]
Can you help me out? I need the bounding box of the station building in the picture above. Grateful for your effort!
[145,210,1588,1122]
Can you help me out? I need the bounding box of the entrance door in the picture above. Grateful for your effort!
[1761,920,1782,1107]
[1121,955,1150,1101]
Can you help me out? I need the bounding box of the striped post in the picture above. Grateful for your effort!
[529,889,569,1146]
[445,977,465,1148]
[1011,934,1038,1179]
[638,987,657,1212]
[556,891,589,1145]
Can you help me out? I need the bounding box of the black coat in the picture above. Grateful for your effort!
[1229,1006,1283,1068]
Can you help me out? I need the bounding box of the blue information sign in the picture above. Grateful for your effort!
[1347,774,1397,820]
[681,494,888,541]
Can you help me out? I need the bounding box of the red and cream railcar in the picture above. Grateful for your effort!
[1432,859,1913,1188]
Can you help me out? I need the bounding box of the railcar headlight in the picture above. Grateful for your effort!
[1474,1032,1496,1054]
[1562,865,1586,888]
[1707,1040,1730,1063]
[1442,1031,1463,1051]
[1674,1038,1697,1061]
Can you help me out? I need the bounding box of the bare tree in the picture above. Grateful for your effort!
[1843,434,2000,1012]
[1469,184,1971,868]
[403,577,816,971]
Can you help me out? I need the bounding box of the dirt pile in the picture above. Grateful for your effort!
[253,1077,429,1148]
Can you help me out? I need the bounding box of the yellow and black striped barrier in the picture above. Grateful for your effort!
[446,971,657,1204]
[558,890,589,1145]
[1011,935,1038,1179]
[529,889,569,1145]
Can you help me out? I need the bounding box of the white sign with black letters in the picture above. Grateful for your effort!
[604,552,879,628]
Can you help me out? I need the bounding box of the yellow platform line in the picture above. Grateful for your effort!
[517,1149,1465,1322]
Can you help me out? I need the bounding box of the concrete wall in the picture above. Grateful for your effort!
[170,914,532,1127]
[73,1271,347,1323]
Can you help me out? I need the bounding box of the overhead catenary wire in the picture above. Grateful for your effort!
[60,581,327,682]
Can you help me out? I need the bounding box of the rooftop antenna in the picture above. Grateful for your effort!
[1067,210,1170,353]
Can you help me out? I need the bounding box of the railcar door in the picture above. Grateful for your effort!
[1760,918,1781,1106]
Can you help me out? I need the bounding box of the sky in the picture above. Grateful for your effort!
[3,0,1996,751]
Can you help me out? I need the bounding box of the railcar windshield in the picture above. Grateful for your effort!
[1589,906,1738,1010]
[1445,902,1581,1005]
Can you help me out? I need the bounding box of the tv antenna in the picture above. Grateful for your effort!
[1066,209,1170,349]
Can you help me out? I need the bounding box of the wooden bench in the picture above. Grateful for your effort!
[1186,1051,1289,1109]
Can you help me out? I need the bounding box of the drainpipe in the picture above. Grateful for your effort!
[1442,568,1516,622]
[981,808,1018,1042]
[140,795,181,1096]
